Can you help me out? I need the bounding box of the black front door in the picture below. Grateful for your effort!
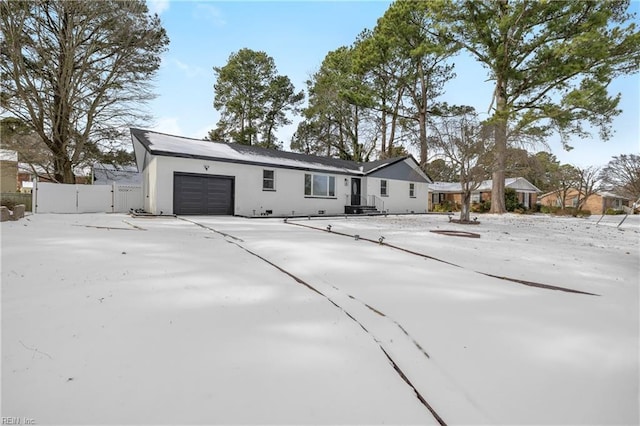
[351,178,361,205]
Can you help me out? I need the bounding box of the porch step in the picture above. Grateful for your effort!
[345,205,379,215]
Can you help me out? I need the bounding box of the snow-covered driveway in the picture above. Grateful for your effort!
[2,213,638,425]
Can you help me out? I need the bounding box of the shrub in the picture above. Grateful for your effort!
[433,200,460,212]
[469,200,492,213]
[540,205,561,214]
[470,202,484,213]
[0,198,17,210]
[605,208,625,215]
[504,188,524,212]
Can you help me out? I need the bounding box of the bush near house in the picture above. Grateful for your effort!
[433,201,459,212]
[471,200,491,213]
[505,188,525,212]
[539,205,591,217]
[1,198,17,210]
[540,205,559,214]
[605,208,625,215]
[1,194,32,211]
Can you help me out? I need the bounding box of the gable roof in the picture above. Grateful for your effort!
[92,162,141,185]
[130,128,423,178]
[429,177,541,193]
[539,188,630,200]
[0,149,18,162]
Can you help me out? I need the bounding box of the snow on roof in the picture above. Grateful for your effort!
[430,177,541,193]
[93,163,138,172]
[598,191,630,200]
[18,162,48,174]
[429,181,463,193]
[0,149,18,162]
[131,129,405,176]
[92,162,141,185]
[540,189,630,200]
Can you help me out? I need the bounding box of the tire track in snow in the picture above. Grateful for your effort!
[181,217,448,426]
[286,220,599,296]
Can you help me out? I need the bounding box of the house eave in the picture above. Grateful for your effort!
[145,149,365,176]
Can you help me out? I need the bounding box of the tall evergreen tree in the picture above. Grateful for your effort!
[212,48,303,149]
[292,47,377,161]
[429,0,640,212]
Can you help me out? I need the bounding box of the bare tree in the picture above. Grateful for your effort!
[552,164,580,211]
[0,117,56,181]
[600,154,640,203]
[1,1,169,183]
[430,109,489,222]
[574,166,601,213]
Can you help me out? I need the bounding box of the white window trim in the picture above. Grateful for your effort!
[409,183,416,198]
[262,169,276,191]
[381,180,388,197]
[305,173,336,198]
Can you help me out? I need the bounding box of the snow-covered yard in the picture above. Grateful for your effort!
[2,212,638,424]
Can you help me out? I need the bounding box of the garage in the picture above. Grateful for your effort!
[173,173,234,215]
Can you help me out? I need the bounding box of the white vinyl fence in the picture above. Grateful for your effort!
[34,182,143,213]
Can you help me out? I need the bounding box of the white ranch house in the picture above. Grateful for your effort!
[131,129,432,216]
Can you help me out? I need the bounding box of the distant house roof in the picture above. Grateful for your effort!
[0,149,18,162]
[130,128,427,179]
[539,188,630,200]
[92,163,141,185]
[598,191,630,200]
[429,177,541,193]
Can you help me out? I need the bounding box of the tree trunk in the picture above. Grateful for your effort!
[380,106,387,156]
[417,62,428,171]
[460,190,471,222]
[490,83,508,213]
[419,112,427,169]
[52,7,75,184]
[53,155,75,183]
[388,88,403,157]
[490,0,510,214]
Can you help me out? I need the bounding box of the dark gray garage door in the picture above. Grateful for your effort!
[173,173,234,215]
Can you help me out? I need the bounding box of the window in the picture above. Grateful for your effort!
[381,180,388,197]
[471,192,480,203]
[409,183,416,198]
[304,173,335,197]
[571,196,579,207]
[262,170,275,190]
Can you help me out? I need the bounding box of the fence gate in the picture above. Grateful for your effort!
[114,185,143,213]
[34,182,142,213]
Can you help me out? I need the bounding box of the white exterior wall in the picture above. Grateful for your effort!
[143,156,160,214]
[365,177,429,214]
[149,155,355,216]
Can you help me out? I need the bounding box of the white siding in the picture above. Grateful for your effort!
[149,155,354,216]
[365,177,429,214]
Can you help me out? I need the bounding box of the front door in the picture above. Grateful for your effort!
[351,178,361,205]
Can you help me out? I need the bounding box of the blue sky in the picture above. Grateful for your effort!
[146,0,639,168]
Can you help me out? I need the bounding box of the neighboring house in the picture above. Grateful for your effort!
[131,128,432,216]
[17,163,90,190]
[429,177,541,211]
[538,188,630,215]
[92,163,142,185]
[0,149,18,192]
